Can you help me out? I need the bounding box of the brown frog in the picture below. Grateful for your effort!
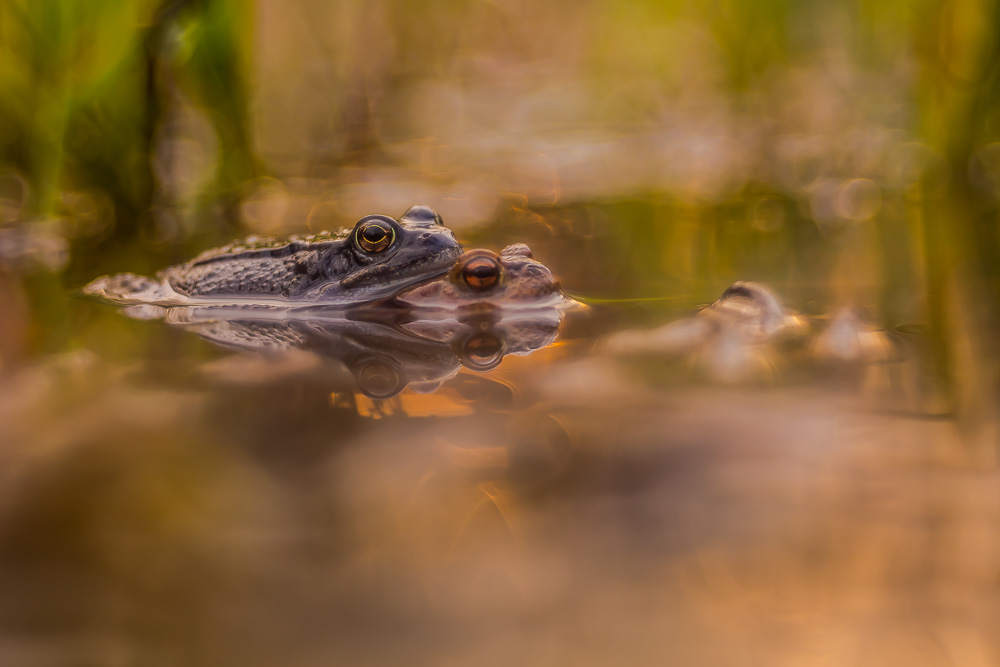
[392,243,571,310]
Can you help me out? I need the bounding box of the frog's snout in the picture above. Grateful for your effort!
[419,226,463,255]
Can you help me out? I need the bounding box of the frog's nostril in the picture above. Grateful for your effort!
[419,233,431,240]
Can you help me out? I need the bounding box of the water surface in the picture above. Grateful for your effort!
[1,210,990,666]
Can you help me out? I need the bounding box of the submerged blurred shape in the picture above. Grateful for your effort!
[812,307,896,365]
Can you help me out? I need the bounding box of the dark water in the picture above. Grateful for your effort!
[2,200,997,666]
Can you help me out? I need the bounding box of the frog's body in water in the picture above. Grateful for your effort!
[85,206,462,305]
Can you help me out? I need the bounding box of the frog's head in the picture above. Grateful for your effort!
[394,244,563,309]
[331,206,463,300]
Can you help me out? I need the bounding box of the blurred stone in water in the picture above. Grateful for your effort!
[603,281,807,383]
[812,307,937,417]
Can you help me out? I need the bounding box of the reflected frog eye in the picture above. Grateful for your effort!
[357,362,402,398]
[460,333,506,371]
[460,255,502,291]
[356,219,395,253]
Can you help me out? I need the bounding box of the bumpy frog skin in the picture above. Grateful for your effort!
[84,206,462,306]
[393,243,569,309]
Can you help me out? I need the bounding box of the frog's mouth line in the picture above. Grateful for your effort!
[338,246,462,292]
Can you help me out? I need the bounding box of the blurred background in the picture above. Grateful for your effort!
[1,0,1000,664]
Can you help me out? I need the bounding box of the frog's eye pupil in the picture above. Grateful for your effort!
[462,257,501,290]
[357,221,394,252]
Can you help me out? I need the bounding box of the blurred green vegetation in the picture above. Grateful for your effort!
[0,0,254,250]
[0,0,998,418]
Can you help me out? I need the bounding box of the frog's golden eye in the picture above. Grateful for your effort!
[356,219,395,253]
[460,255,502,291]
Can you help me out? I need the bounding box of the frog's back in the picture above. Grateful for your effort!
[161,232,349,298]
[184,230,348,266]
[161,256,302,297]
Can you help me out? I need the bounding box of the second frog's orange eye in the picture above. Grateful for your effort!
[460,255,502,290]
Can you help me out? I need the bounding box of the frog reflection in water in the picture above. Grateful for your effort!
[85,206,462,305]
[125,307,564,398]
